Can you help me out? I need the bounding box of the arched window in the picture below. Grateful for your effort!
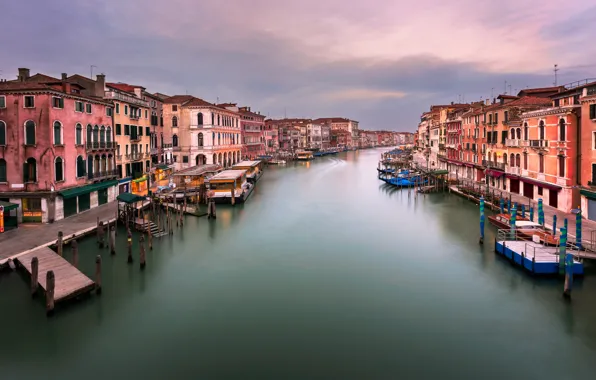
[0,158,6,182]
[197,112,203,125]
[0,120,6,146]
[106,127,112,143]
[87,154,93,177]
[559,119,566,141]
[24,157,36,183]
[100,125,106,144]
[218,133,221,145]
[198,132,203,147]
[53,121,62,145]
[510,128,515,139]
[173,134,178,147]
[510,153,514,166]
[172,116,178,127]
[76,155,85,178]
[503,153,508,165]
[524,122,528,140]
[493,152,497,162]
[211,113,214,125]
[55,157,64,182]
[93,125,99,144]
[94,154,100,174]
[538,120,545,140]
[212,154,217,164]
[516,154,521,167]
[75,123,82,145]
[25,120,36,145]
[87,124,92,143]
[516,128,521,139]
[217,115,220,125]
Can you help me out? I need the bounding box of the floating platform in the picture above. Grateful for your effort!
[15,247,96,303]
[494,240,584,275]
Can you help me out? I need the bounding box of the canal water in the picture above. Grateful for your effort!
[2,148,596,379]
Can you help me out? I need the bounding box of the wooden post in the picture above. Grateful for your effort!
[169,212,173,235]
[31,256,39,297]
[139,235,146,270]
[127,228,133,263]
[109,226,116,255]
[57,231,64,257]
[95,255,102,295]
[231,187,236,206]
[148,222,153,250]
[98,221,105,248]
[46,270,55,316]
[72,240,79,268]
[115,211,118,236]
[96,217,100,242]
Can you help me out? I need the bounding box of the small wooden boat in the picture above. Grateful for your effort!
[269,160,286,165]
[488,213,529,229]
[488,214,558,245]
[296,151,314,161]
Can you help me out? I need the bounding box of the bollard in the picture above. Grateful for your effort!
[57,231,64,257]
[563,252,573,300]
[139,235,146,270]
[31,256,39,297]
[231,188,236,206]
[109,226,116,255]
[98,221,105,248]
[127,228,133,263]
[95,255,102,295]
[148,224,153,250]
[72,240,79,268]
[46,270,55,316]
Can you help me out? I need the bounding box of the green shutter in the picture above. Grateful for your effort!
[26,124,35,145]
[23,162,29,183]
[139,126,143,136]
[0,123,5,145]
[116,124,121,135]
[591,105,596,120]
[146,127,150,135]
[0,160,6,182]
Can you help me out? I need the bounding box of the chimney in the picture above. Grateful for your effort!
[61,73,71,93]
[61,73,67,81]
[485,99,490,105]
[18,68,30,82]
[95,74,106,97]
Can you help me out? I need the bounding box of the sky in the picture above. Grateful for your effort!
[1,0,595,131]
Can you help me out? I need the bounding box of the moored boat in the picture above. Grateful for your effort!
[296,151,314,161]
[232,160,263,184]
[206,170,253,204]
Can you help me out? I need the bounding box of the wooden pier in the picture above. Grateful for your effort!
[15,247,95,304]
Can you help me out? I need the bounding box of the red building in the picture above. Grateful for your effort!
[330,130,350,148]
[0,68,117,224]
[238,106,265,159]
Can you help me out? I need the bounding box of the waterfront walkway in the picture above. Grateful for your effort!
[0,202,118,264]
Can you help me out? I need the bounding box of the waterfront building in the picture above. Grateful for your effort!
[263,122,279,154]
[234,106,265,159]
[306,122,322,150]
[105,83,151,195]
[0,68,117,223]
[579,82,596,220]
[163,96,241,169]
[321,124,331,150]
[330,130,351,149]
[314,118,359,148]
[143,91,165,165]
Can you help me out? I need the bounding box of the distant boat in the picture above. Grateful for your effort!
[269,160,286,165]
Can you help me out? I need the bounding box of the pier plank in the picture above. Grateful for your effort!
[16,247,95,303]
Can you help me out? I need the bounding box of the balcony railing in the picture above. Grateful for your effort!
[438,143,445,150]
[126,153,143,161]
[86,141,115,151]
[505,139,520,147]
[519,140,530,147]
[129,114,140,120]
[87,169,119,180]
[506,166,520,175]
[150,148,158,155]
[116,155,123,161]
[556,177,568,186]
[537,173,546,181]
[530,139,548,148]
[105,91,149,107]
[482,160,505,170]
[130,135,141,142]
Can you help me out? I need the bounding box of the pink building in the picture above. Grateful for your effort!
[238,106,265,159]
[0,68,117,224]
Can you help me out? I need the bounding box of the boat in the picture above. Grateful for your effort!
[206,170,254,204]
[513,221,560,246]
[296,151,314,161]
[488,213,529,229]
[232,160,264,184]
[269,160,286,165]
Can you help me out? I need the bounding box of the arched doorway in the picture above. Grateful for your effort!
[212,154,217,165]
[223,152,228,168]
[196,154,206,166]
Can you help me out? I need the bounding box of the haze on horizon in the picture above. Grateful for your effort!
[1,0,595,131]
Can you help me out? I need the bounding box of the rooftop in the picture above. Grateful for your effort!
[106,82,144,94]
[172,164,222,177]
[210,170,247,180]
[233,160,261,168]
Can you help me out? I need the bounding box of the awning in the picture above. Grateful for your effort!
[133,176,147,183]
[155,164,170,170]
[505,174,519,180]
[0,200,19,211]
[485,169,504,178]
[430,169,449,175]
[117,193,146,204]
[580,188,596,200]
[59,180,118,199]
[520,177,561,191]
[464,163,475,168]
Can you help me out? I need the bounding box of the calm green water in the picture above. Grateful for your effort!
[2,149,596,379]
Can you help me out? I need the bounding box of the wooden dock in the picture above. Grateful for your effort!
[15,246,95,304]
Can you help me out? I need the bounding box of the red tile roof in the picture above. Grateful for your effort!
[506,96,551,107]
[0,81,109,103]
[163,95,194,104]
[106,82,144,94]
[185,97,217,108]
[216,103,237,107]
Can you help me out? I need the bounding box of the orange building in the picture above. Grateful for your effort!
[578,81,596,220]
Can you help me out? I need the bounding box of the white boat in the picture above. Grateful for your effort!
[269,160,286,165]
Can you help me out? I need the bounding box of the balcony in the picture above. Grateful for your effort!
[519,140,530,147]
[130,135,141,142]
[530,139,548,148]
[551,141,568,149]
[87,169,119,181]
[86,141,115,151]
[505,139,520,147]
[556,177,569,186]
[506,166,520,175]
[126,153,143,161]
[116,155,123,161]
[438,143,445,150]
[129,114,140,120]
[104,91,149,107]
[150,148,158,155]
[482,160,505,170]
[172,146,181,152]
[537,173,546,181]
[437,153,447,161]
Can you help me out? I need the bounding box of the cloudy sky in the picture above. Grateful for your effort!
[2,0,595,131]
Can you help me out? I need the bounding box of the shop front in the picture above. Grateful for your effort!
[132,175,149,196]
[22,197,43,223]
[58,180,118,218]
[118,177,132,195]
[0,200,19,232]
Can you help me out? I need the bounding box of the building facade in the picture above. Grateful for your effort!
[237,106,265,159]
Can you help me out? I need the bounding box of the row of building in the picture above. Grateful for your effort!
[414,80,596,220]
[0,67,411,226]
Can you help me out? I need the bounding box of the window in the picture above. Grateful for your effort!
[86,124,93,143]
[124,105,128,115]
[0,121,5,146]
[107,107,113,117]
[211,113,214,125]
[173,134,178,147]
[510,128,515,139]
[55,157,64,182]
[124,124,130,136]
[0,96,5,108]
[139,126,143,136]
[116,124,122,135]
[504,111,508,122]
[524,153,528,169]
[145,144,148,153]
[100,126,106,143]
[86,103,92,113]
[198,132,203,147]
[488,114,492,124]
[23,157,37,182]
[53,121,62,145]
[539,154,544,173]
[25,120,36,145]
[183,155,189,163]
[0,158,6,182]
[516,128,521,139]
[524,123,529,140]
[106,127,112,142]
[503,153,508,165]
[76,156,85,177]
[172,105,178,112]
[146,127,150,136]
[52,97,64,109]
[559,156,566,177]
[516,154,520,167]
[592,164,596,184]
[559,119,566,141]
[172,116,178,127]
[538,187,543,196]
[75,124,82,145]
[75,101,84,112]
[197,112,203,125]
[494,113,498,124]
[217,115,220,125]
[145,110,148,119]
[116,103,120,114]
[539,120,545,140]
[590,104,596,119]
[501,131,507,144]
[24,96,35,108]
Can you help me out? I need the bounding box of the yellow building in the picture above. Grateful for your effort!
[105,83,151,195]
